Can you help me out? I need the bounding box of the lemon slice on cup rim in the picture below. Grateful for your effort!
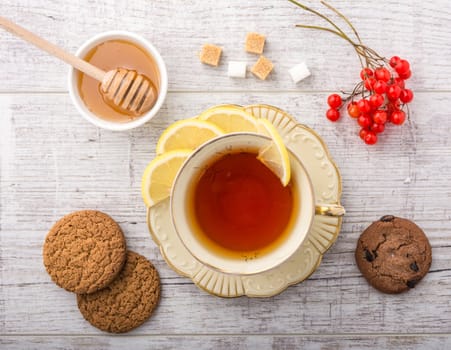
[256,118,291,186]
[141,149,192,207]
[143,106,290,207]
[198,105,259,133]
[156,119,225,155]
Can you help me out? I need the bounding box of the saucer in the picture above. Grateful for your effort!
[147,104,343,297]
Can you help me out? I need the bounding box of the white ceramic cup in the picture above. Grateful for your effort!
[68,31,168,131]
[171,132,345,275]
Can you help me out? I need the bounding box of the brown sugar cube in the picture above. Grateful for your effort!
[245,32,266,54]
[251,56,274,80]
[199,44,222,66]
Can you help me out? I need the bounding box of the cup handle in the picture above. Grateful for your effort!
[315,203,345,217]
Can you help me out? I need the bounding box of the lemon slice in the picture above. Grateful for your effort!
[156,119,224,155]
[198,105,258,133]
[141,150,191,207]
[256,118,291,186]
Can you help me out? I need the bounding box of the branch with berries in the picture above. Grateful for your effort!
[289,0,414,145]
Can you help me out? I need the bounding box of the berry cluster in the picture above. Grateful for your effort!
[326,56,414,145]
[289,0,415,146]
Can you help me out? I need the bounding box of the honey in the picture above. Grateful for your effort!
[78,39,160,122]
[189,152,296,257]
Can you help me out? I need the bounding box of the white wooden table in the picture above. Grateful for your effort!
[1,1,451,348]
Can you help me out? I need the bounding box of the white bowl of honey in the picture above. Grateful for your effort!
[68,31,168,131]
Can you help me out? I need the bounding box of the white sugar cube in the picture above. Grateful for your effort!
[289,62,311,83]
[228,61,247,78]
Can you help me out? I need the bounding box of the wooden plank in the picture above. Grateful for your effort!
[1,92,450,336]
[2,335,451,350]
[0,271,450,335]
[0,0,450,92]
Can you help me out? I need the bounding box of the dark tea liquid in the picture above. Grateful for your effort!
[191,152,295,255]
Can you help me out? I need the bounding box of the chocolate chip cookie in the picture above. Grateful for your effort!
[355,215,432,294]
[43,210,127,294]
[77,251,160,333]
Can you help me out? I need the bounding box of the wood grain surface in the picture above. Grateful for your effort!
[1,0,451,349]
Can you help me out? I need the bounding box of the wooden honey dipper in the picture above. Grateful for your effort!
[0,17,158,116]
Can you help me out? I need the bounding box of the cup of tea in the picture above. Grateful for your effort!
[171,132,344,275]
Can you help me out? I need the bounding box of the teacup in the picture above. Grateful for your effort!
[171,132,344,275]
